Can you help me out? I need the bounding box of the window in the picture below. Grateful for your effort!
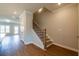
[0,25,5,33]
[5,25,10,33]
[20,26,24,32]
[14,26,19,34]
[0,25,5,39]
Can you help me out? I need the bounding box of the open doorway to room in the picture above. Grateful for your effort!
[0,20,20,39]
[0,18,22,55]
[0,25,20,38]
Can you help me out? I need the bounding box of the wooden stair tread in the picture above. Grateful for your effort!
[33,22,53,49]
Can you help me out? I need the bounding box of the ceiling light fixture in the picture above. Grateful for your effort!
[13,11,17,14]
[38,8,43,13]
[58,2,62,6]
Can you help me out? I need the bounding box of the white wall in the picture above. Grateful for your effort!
[34,4,78,52]
[24,11,33,44]
[32,29,44,49]
[19,10,44,49]
[19,11,33,44]
[19,11,26,42]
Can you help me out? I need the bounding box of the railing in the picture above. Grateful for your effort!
[43,28,46,49]
[33,21,46,49]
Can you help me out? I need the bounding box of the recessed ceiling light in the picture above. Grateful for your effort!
[58,3,62,5]
[38,8,43,13]
[13,11,17,14]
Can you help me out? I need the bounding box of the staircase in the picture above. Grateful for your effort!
[33,22,53,49]
[45,36,53,48]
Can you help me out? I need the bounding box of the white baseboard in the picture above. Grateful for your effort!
[33,42,44,50]
[22,39,44,49]
[53,42,78,52]
[46,34,78,52]
[23,40,33,45]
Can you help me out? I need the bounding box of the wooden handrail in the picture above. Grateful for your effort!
[43,28,46,49]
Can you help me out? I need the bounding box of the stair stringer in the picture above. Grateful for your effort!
[32,29,44,50]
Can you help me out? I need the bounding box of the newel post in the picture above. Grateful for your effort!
[43,28,46,49]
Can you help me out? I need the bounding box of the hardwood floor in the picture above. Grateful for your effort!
[0,35,78,56]
[46,44,78,56]
[16,44,78,56]
[16,44,47,56]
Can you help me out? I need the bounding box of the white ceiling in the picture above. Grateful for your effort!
[0,3,71,20]
[0,3,50,18]
[0,3,54,22]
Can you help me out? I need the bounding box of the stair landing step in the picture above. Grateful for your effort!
[46,40,51,42]
[46,43,53,48]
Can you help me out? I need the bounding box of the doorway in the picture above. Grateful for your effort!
[0,24,19,39]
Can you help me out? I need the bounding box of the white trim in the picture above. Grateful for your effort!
[47,43,53,47]
[33,42,44,50]
[53,42,78,52]
[32,29,44,49]
[23,40,33,45]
